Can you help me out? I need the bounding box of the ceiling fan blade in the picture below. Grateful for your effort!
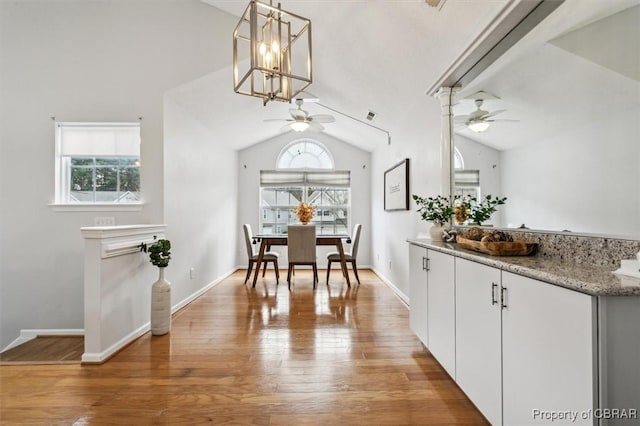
[308,114,335,123]
[308,121,325,131]
[264,118,292,122]
[482,109,507,119]
[453,115,470,122]
[289,108,308,120]
[486,118,520,123]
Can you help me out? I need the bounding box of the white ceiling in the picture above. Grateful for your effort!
[166,0,512,152]
[453,0,640,151]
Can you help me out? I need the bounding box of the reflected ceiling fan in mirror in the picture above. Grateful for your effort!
[264,99,335,132]
[454,92,519,132]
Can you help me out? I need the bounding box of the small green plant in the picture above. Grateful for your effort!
[140,239,171,268]
[412,194,454,225]
[467,195,507,225]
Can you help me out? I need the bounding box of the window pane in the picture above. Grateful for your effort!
[95,166,118,201]
[70,158,93,166]
[119,167,140,192]
[95,157,119,166]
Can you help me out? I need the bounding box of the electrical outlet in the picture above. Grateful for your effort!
[189,268,195,280]
[94,216,115,226]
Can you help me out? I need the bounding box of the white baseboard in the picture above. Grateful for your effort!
[172,267,239,313]
[2,328,84,353]
[371,267,409,306]
[81,324,148,363]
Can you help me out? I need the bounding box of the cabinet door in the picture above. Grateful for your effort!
[426,249,456,377]
[502,272,596,426]
[455,258,502,426]
[409,244,428,345]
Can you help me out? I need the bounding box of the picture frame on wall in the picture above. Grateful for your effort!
[384,158,410,211]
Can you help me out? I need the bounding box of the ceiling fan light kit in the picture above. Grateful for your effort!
[233,0,312,105]
[265,98,335,133]
[467,120,490,132]
[290,121,310,132]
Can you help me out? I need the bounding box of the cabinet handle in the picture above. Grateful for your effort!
[500,286,508,309]
[491,282,498,305]
[426,257,430,271]
[422,257,427,271]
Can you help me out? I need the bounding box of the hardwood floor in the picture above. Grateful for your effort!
[0,336,84,364]
[0,270,488,425]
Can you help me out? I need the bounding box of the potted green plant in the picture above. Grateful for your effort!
[468,195,507,226]
[140,239,172,336]
[412,194,453,241]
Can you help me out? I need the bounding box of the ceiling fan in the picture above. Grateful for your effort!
[455,98,518,133]
[264,99,335,132]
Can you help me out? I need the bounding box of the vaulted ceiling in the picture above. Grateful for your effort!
[167,0,512,152]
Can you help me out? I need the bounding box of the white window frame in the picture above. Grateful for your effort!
[51,122,143,211]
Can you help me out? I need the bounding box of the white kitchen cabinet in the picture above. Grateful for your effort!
[501,271,596,426]
[455,258,502,426]
[425,249,456,377]
[409,245,456,378]
[409,244,428,345]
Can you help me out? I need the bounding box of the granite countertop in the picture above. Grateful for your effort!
[407,238,640,297]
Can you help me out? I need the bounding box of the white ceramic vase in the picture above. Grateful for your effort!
[429,223,445,242]
[151,267,171,336]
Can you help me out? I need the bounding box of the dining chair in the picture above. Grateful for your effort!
[243,224,279,284]
[287,224,318,290]
[326,223,362,285]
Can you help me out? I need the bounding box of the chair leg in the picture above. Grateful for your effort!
[274,260,279,283]
[262,262,267,277]
[326,260,332,285]
[287,264,293,289]
[312,263,318,289]
[244,261,254,284]
[352,260,361,285]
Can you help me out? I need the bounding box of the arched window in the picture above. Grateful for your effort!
[453,146,481,199]
[454,146,464,170]
[277,139,334,169]
[260,139,350,234]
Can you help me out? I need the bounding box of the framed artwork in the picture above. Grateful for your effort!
[384,158,410,211]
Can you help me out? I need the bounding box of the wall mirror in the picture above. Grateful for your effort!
[451,0,639,240]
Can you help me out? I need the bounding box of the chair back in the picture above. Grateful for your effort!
[350,224,362,258]
[288,225,316,263]
[243,224,255,258]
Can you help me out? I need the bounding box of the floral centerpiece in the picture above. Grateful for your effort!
[292,202,316,224]
[412,194,453,241]
[454,195,473,224]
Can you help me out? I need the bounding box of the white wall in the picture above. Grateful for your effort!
[501,108,639,236]
[0,0,237,349]
[370,98,443,300]
[237,132,371,269]
[163,96,239,304]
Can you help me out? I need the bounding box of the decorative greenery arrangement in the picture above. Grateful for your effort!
[140,239,171,268]
[412,194,454,226]
[292,202,316,224]
[467,195,507,225]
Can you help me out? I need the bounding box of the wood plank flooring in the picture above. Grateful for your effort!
[0,269,488,425]
[0,336,84,365]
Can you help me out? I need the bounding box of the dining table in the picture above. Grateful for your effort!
[252,233,352,288]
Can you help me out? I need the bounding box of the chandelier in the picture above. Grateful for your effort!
[233,1,312,105]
